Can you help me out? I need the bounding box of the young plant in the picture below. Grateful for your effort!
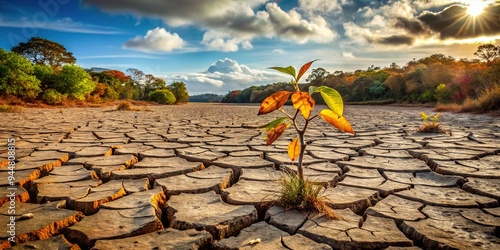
[259,60,354,216]
[418,112,445,133]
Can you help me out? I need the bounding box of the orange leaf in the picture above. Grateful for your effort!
[319,109,355,134]
[266,123,288,145]
[291,91,315,119]
[296,59,318,83]
[258,91,291,115]
[287,137,300,161]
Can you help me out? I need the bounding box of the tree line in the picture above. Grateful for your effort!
[0,37,189,105]
[222,44,500,107]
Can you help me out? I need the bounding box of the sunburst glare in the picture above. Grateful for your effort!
[465,0,493,17]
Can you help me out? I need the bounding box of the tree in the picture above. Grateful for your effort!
[474,44,500,64]
[0,48,41,99]
[306,68,329,84]
[11,37,76,68]
[168,81,189,103]
[34,64,57,90]
[143,74,166,100]
[384,73,406,98]
[55,65,96,100]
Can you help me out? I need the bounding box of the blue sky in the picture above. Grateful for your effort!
[1,0,499,95]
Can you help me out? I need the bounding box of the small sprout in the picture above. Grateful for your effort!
[418,112,445,133]
[431,113,441,124]
[420,112,429,122]
[248,238,261,245]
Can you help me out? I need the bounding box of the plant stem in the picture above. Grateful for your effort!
[297,130,306,180]
[296,117,310,181]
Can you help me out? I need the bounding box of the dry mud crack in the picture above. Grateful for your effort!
[0,104,498,249]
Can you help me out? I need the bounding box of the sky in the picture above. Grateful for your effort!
[0,0,499,95]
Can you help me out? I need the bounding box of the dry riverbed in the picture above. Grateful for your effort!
[0,103,499,249]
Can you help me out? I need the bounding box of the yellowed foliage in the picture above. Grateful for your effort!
[258,91,291,115]
[266,123,288,145]
[287,137,300,161]
[291,91,315,119]
[319,109,355,134]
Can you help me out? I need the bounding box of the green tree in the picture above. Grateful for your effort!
[11,37,76,68]
[147,89,176,104]
[306,68,329,84]
[55,65,96,100]
[168,81,189,103]
[142,74,165,100]
[0,48,41,99]
[34,64,57,90]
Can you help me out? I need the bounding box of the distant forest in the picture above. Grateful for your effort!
[0,37,189,105]
[1,37,498,111]
[221,44,500,108]
[189,93,223,102]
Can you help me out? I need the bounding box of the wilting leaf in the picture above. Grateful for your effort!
[266,123,288,145]
[291,91,315,119]
[319,109,354,134]
[287,137,300,161]
[296,59,318,83]
[269,66,296,79]
[260,117,289,131]
[313,86,343,117]
[258,91,291,115]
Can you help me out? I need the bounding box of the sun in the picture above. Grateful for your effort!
[465,1,492,17]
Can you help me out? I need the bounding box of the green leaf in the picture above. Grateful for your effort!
[313,86,343,117]
[260,117,289,131]
[269,66,296,79]
[308,86,318,96]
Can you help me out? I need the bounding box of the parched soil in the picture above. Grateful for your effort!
[0,103,499,249]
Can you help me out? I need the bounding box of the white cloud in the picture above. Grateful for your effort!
[342,52,355,58]
[298,0,343,14]
[343,1,425,46]
[201,30,252,52]
[273,49,286,54]
[0,16,124,34]
[163,58,288,95]
[123,27,185,52]
[84,0,338,51]
[265,3,337,44]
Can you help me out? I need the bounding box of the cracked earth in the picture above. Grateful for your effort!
[0,103,498,249]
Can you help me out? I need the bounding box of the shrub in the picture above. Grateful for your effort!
[434,84,499,114]
[41,89,65,105]
[434,83,451,104]
[461,84,500,113]
[419,89,435,102]
[116,101,133,110]
[0,49,41,99]
[147,89,176,104]
[0,105,22,113]
[55,65,96,100]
